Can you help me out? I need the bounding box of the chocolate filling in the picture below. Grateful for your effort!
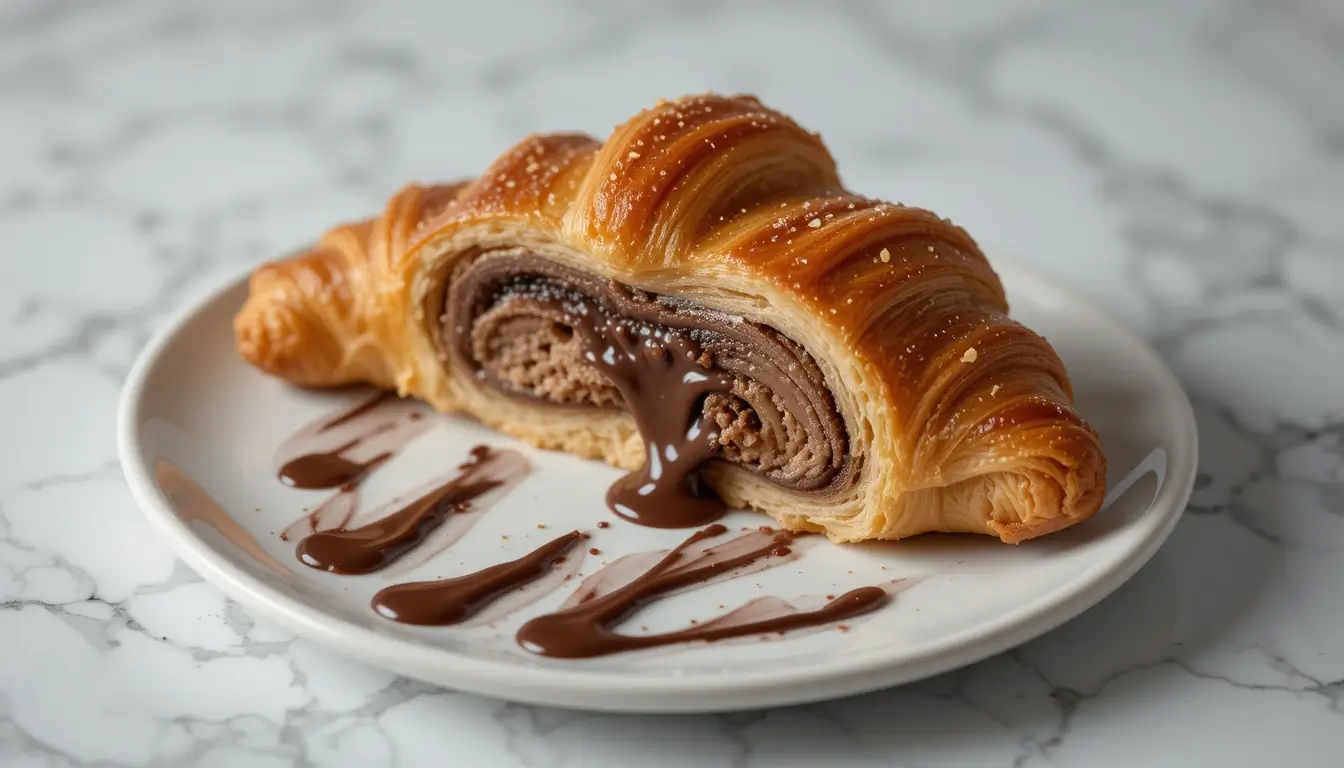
[443,249,853,527]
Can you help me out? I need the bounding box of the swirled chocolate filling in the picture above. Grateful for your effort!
[442,248,853,527]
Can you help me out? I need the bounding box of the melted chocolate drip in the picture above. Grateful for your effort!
[444,251,855,530]
[584,321,734,528]
[372,531,582,626]
[295,446,516,574]
[516,524,888,658]
[463,269,734,527]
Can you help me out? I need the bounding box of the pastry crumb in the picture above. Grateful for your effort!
[962,347,978,363]
[879,248,891,263]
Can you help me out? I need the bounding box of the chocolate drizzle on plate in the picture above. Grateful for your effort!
[278,445,391,491]
[516,524,889,658]
[263,391,898,658]
[273,391,433,541]
[372,531,583,626]
[276,392,406,489]
[295,446,528,574]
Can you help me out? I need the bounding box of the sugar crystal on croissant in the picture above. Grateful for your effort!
[234,93,1106,543]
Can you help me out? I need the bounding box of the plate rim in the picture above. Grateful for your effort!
[117,257,1198,712]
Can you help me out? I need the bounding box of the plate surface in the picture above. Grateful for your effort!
[117,257,1197,713]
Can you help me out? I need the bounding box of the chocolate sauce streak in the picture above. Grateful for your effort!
[276,392,402,489]
[278,443,391,490]
[444,250,855,529]
[516,524,888,658]
[372,531,583,626]
[295,446,525,574]
[273,391,433,541]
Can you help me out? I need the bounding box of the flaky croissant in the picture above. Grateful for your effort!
[235,94,1105,543]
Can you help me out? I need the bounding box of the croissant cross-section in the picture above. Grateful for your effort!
[234,93,1105,543]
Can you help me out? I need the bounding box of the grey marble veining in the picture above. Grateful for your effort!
[2,0,1342,765]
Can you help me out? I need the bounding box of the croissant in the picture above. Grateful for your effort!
[235,94,1105,543]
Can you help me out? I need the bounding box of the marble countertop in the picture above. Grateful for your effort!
[3,0,1342,765]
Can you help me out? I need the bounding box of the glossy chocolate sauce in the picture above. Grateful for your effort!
[372,531,583,626]
[278,444,390,490]
[295,446,525,574]
[273,391,433,541]
[274,391,432,490]
[516,524,888,658]
[586,321,734,528]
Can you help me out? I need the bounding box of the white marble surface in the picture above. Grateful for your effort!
[2,0,1342,765]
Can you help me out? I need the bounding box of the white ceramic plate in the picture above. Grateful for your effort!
[118,256,1197,713]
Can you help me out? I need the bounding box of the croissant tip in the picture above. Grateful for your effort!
[233,305,287,378]
[995,460,1107,544]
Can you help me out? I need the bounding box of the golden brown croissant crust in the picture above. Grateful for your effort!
[235,93,1106,543]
